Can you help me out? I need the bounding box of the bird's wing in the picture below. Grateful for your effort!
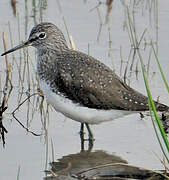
[54,50,167,111]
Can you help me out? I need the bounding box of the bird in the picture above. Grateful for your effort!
[1,22,169,141]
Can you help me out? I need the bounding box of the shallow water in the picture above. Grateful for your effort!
[0,0,169,179]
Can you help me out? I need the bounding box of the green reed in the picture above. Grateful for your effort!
[126,2,169,166]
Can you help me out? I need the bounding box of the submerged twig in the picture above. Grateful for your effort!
[12,93,42,136]
[0,99,8,147]
[0,31,13,147]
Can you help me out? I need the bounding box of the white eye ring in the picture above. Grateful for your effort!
[39,32,46,39]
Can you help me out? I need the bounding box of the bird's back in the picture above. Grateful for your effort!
[37,48,169,112]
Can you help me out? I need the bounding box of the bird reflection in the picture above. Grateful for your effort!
[44,149,163,180]
[44,150,127,180]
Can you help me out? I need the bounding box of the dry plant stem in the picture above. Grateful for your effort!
[12,93,42,136]
[151,150,169,172]
[11,0,16,16]
[45,130,48,170]
[63,17,70,43]
[51,138,55,162]
[69,36,76,50]
[96,7,103,42]
[120,46,123,76]
[48,169,57,177]
[0,32,12,147]
[2,32,10,75]
[56,0,62,13]
[63,17,76,50]
[89,1,102,12]
[12,93,39,117]
[105,0,113,23]
[16,165,20,180]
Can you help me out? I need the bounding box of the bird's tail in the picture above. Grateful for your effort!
[155,102,169,112]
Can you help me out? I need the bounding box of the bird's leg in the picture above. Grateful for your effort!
[85,123,94,141]
[80,123,85,137]
[85,123,94,150]
[79,123,94,151]
[88,140,93,151]
[80,123,85,151]
[80,123,85,143]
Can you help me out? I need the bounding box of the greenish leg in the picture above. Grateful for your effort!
[85,123,94,140]
[80,123,84,137]
[85,123,94,150]
[80,123,85,151]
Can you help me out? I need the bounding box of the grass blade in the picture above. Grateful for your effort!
[151,41,169,92]
[137,48,169,161]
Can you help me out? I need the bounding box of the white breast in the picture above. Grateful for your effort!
[40,81,136,124]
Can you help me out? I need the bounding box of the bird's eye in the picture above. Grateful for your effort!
[39,32,46,39]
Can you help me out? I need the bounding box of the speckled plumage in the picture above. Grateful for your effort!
[2,22,169,125]
[32,23,168,112]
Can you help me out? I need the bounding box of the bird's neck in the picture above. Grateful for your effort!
[36,49,58,83]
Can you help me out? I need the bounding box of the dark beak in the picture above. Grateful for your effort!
[1,40,31,56]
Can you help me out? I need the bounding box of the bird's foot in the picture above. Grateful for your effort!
[139,112,144,119]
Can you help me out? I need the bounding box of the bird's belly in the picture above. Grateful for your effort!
[40,81,136,124]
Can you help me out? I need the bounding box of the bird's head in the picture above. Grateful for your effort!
[1,22,68,56]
